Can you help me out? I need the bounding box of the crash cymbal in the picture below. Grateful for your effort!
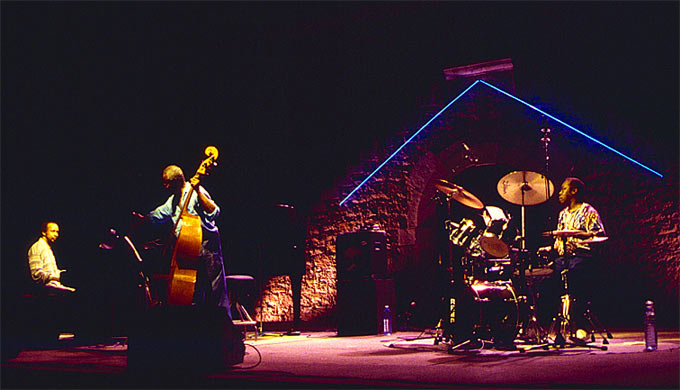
[497,171,554,206]
[581,236,609,244]
[434,179,484,209]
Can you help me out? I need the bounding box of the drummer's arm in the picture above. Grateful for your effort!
[539,228,558,253]
[567,230,596,239]
[542,229,595,239]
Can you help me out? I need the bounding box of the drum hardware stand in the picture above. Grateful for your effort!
[518,298,546,344]
[519,269,607,352]
[514,251,547,344]
[510,202,547,345]
[582,301,613,344]
[448,327,518,352]
[447,337,489,352]
[436,263,467,347]
[445,309,501,352]
[515,129,554,346]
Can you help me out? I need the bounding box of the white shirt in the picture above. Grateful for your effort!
[27,237,60,285]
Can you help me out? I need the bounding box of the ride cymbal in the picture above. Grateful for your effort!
[497,171,554,206]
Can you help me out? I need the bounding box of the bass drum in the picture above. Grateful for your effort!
[451,281,520,345]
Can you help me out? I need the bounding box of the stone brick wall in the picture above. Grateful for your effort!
[587,160,679,326]
[255,74,679,329]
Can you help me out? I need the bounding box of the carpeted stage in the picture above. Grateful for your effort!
[2,329,679,389]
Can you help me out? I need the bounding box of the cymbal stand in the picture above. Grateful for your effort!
[540,128,552,203]
[509,174,543,344]
[517,171,531,252]
[520,278,546,343]
[517,128,552,343]
[514,253,547,343]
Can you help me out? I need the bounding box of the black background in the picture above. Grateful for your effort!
[2,2,678,322]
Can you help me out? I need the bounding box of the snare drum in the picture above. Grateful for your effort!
[479,258,513,281]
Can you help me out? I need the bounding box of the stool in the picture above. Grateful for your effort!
[225,275,258,339]
[20,293,62,348]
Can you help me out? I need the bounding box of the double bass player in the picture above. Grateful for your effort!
[135,164,231,318]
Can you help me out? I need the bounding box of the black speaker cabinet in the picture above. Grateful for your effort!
[336,278,396,336]
[127,306,244,375]
[336,231,387,280]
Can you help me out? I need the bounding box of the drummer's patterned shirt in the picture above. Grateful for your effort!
[554,202,605,256]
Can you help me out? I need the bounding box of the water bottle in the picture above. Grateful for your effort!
[644,300,657,352]
[382,305,393,336]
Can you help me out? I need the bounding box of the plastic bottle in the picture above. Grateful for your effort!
[644,300,657,352]
[382,305,393,336]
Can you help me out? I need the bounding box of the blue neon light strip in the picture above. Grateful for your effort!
[339,79,662,206]
[478,80,663,178]
[338,80,481,206]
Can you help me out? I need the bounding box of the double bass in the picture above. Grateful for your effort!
[166,146,219,305]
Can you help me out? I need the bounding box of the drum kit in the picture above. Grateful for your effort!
[431,128,611,350]
[436,170,561,348]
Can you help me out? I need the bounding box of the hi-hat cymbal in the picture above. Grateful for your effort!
[434,179,484,209]
[497,171,554,206]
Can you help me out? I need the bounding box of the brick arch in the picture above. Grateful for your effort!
[408,140,543,251]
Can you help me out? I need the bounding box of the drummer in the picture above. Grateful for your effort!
[539,177,606,332]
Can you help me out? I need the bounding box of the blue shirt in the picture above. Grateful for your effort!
[148,183,220,237]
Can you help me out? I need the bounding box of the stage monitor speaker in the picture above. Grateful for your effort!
[127,306,244,375]
[336,278,396,336]
[336,231,387,281]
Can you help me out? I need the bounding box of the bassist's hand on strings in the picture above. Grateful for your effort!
[189,176,217,214]
[189,176,201,189]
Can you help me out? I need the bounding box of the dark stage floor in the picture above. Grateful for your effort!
[2,329,679,389]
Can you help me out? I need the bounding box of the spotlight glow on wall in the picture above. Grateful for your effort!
[339,79,663,206]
